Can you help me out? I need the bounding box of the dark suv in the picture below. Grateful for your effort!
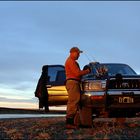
[35,63,140,117]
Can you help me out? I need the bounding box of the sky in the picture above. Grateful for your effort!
[0,1,140,109]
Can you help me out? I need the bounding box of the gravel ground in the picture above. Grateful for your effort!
[0,117,140,140]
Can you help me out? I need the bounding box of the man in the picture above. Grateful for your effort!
[65,47,90,129]
[35,66,49,112]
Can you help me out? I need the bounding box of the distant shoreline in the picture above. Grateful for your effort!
[0,107,66,114]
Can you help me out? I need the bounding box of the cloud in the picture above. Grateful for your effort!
[0,96,37,103]
[0,1,140,108]
[0,83,36,101]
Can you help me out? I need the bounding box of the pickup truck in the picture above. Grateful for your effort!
[35,62,140,117]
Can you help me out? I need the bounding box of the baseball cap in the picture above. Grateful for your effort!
[70,47,83,53]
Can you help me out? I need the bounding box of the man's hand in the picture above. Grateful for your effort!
[84,66,91,74]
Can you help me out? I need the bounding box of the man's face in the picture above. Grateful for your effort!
[72,51,80,60]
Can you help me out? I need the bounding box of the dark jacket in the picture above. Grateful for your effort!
[35,66,49,106]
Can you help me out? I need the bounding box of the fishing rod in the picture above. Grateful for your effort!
[83,51,108,77]
[83,51,100,75]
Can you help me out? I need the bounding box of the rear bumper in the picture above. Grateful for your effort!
[108,103,140,109]
[82,90,140,110]
[107,90,140,110]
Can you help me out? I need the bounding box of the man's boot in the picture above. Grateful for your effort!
[66,117,78,129]
[45,106,49,113]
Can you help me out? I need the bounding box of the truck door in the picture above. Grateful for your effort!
[46,65,68,106]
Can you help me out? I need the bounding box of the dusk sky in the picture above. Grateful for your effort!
[0,1,140,109]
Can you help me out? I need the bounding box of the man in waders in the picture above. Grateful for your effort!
[65,47,90,129]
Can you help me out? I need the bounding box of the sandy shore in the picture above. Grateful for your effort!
[0,117,140,139]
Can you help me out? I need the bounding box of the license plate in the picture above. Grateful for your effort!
[119,97,134,103]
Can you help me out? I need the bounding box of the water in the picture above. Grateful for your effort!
[0,114,66,119]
